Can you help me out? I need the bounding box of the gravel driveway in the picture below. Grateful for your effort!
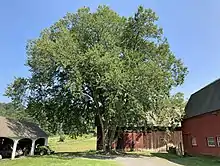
[116,156,183,166]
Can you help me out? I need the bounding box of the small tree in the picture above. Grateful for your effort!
[154,92,186,128]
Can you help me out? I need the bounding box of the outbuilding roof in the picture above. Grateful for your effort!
[0,116,48,139]
[185,79,220,119]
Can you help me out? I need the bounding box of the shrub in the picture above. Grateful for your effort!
[59,135,65,142]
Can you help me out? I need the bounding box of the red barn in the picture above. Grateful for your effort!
[182,79,220,156]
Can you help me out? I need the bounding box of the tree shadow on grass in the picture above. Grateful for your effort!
[51,151,116,160]
[40,150,147,161]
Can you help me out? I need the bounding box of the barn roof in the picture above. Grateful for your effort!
[0,116,48,139]
[185,79,220,119]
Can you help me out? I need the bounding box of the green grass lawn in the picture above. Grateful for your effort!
[49,135,96,152]
[0,135,118,166]
[0,157,118,166]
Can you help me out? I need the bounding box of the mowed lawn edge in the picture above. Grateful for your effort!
[0,157,119,166]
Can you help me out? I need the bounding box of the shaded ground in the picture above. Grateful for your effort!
[152,153,220,166]
[115,152,220,166]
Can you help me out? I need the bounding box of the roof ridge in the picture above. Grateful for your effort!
[191,78,220,96]
[185,78,220,119]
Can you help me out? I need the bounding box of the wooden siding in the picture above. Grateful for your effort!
[122,130,183,152]
[96,126,183,153]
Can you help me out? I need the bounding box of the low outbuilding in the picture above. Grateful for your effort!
[0,116,48,159]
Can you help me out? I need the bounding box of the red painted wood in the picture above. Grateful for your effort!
[96,126,182,152]
[182,111,220,156]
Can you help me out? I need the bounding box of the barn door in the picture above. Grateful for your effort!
[183,133,191,154]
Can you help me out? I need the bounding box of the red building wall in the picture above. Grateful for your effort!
[182,111,220,156]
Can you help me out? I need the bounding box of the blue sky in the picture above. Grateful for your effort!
[0,0,220,102]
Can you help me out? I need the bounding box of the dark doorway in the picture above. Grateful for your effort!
[17,138,32,156]
[35,138,45,147]
[0,137,14,158]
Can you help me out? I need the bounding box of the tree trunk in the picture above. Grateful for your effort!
[107,125,117,152]
[98,111,106,152]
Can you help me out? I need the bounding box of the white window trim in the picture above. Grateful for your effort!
[191,137,197,146]
[216,136,220,147]
[207,137,216,147]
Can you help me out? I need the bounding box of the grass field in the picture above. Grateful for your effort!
[0,135,118,166]
[49,135,96,152]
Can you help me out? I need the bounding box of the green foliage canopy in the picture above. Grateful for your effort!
[6,6,188,150]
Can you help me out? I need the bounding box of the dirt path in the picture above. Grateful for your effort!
[115,156,183,166]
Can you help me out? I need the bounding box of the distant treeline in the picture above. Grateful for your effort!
[0,102,33,122]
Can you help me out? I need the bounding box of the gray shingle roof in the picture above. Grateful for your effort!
[0,116,48,139]
[185,79,220,119]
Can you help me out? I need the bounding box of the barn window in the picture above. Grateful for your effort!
[191,137,197,146]
[216,136,220,147]
[207,137,215,147]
